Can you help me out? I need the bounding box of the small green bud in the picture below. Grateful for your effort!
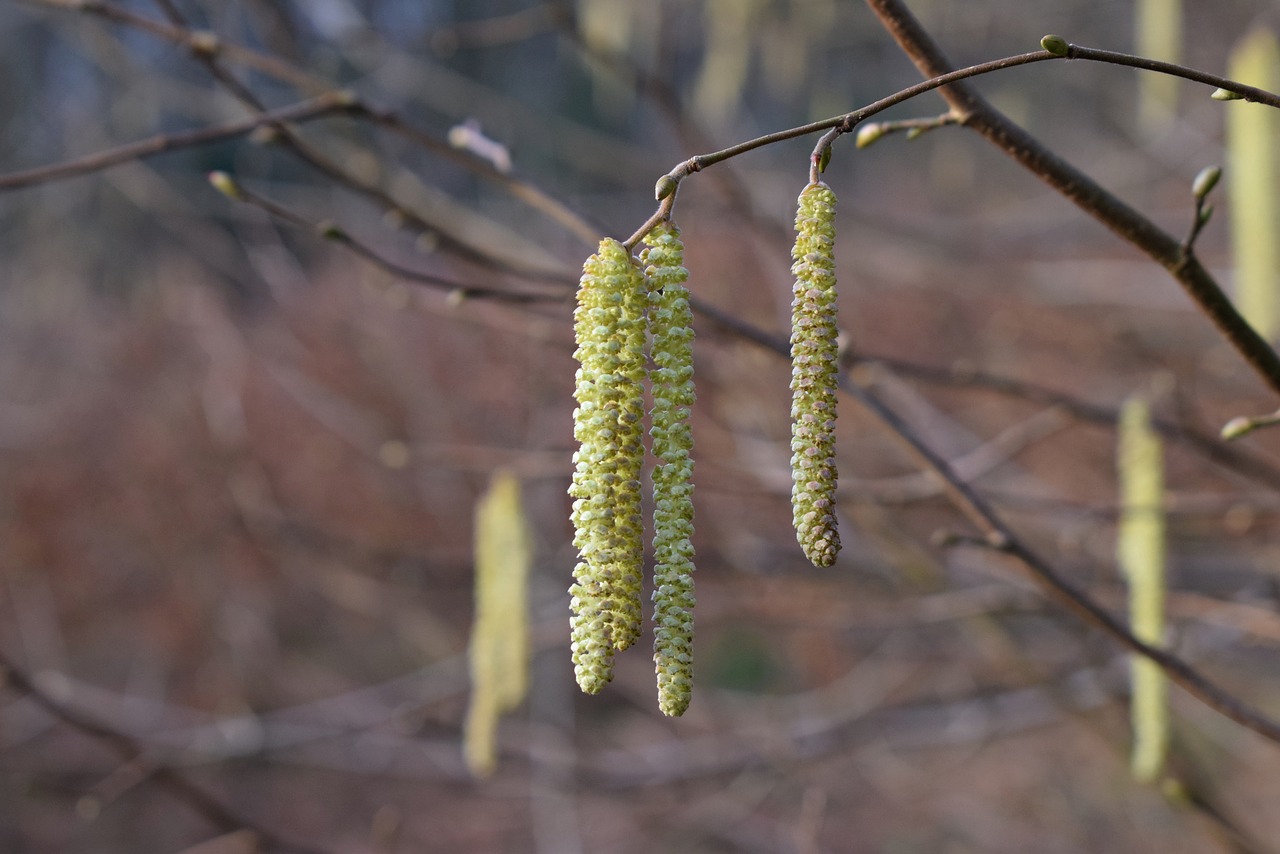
[1221,416,1255,441]
[316,220,345,240]
[655,175,679,201]
[905,127,925,141]
[207,171,243,200]
[1198,204,1214,227]
[188,30,221,56]
[1211,88,1245,101]
[1192,165,1221,200]
[1040,34,1070,57]
[817,146,832,174]
[855,123,887,149]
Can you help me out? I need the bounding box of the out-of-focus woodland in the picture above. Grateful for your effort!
[3,1,1280,851]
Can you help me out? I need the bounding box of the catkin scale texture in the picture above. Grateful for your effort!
[789,182,841,568]
[569,238,647,694]
[642,222,696,717]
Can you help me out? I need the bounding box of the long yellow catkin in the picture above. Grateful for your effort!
[642,222,697,717]
[464,470,531,777]
[1226,28,1280,342]
[569,238,647,694]
[789,182,841,568]
[1118,396,1168,784]
[1134,0,1182,132]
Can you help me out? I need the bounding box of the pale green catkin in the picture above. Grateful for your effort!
[1226,29,1280,341]
[642,222,696,717]
[789,182,841,568]
[464,470,531,778]
[569,238,647,693]
[1118,396,1169,784]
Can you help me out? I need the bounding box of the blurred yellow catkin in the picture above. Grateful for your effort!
[1226,28,1280,341]
[1134,0,1182,131]
[1117,397,1168,784]
[692,0,762,125]
[464,470,531,778]
[576,0,639,119]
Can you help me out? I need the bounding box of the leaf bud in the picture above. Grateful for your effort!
[1040,35,1070,57]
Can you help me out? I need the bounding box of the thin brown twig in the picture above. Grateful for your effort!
[653,50,1058,191]
[690,295,1280,494]
[218,177,569,304]
[842,379,1280,742]
[353,105,602,247]
[844,351,1280,493]
[75,0,573,283]
[1059,41,1280,109]
[0,93,357,191]
[14,0,331,94]
[0,652,328,854]
[20,0,603,249]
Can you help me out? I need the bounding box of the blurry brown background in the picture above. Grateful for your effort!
[3,1,1280,851]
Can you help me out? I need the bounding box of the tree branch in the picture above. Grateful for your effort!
[862,0,1280,397]
[209,173,569,304]
[0,652,328,854]
[0,93,356,190]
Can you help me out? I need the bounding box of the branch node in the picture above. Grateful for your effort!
[1180,165,1222,256]
[188,30,221,57]
[985,530,1012,551]
[331,88,360,109]
[248,125,279,146]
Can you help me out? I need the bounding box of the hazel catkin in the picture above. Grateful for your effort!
[641,221,696,717]
[789,182,841,568]
[569,238,647,693]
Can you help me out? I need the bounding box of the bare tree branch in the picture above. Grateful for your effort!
[0,94,356,191]
[862,0,1280,397]
[0,652,330,854]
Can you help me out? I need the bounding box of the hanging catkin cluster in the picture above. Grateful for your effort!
[569,225,698,715]
[789,181,842,567]
[569,238,647,693]
[641,222,696,717]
